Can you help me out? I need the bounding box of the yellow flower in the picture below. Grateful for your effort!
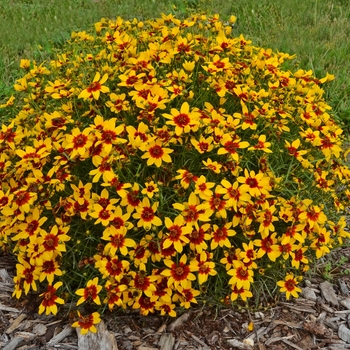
[140,140,173,167]
[72,311,101,335]
[163,215,191,253]
[277,274,302,300]
[78,72,109,100]
[76,277,102,306]
[39,282,65,315]
[132,197,162,230]
[163,102,200,136]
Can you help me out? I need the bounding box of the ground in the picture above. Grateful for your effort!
[2,247,350,350]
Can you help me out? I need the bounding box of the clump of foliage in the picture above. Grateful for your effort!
[1,13,349,334]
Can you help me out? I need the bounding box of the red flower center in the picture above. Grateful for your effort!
[149,145,164,159]
[87,81,101,92]
[73,134,88,148]
[246,178,258,188]
[174,113,190,127]
[141,207,155,221]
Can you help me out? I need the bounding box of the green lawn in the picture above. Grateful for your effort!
[1,0,349,128]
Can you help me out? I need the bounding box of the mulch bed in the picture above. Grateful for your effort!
[2,248,350,350]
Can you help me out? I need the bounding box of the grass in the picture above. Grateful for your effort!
[0,0,349,121]
[1,0,349,130]
[0,0,350,131]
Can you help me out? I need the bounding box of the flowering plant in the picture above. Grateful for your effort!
[1,13,349,331]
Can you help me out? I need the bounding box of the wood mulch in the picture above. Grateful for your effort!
[2,248,350,350]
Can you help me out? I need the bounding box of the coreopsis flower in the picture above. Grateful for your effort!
[141,181,159,198]
[120,183,141,213]
[140,140,173,168]
[163,102,200,135]
[130,271,157,297]
[194,175,215,200]
[64,128,94,159]
[173,192,212,229]
[172,282,201,309]
[16,257,38,294]
[129,242,151,270]
[76,277,102,306]
[163,215,191,253]
[240,241,258,264]
[38,258,63,284]
[104,281,127,310]
[162,254,197,289]
[234,101,259,130]
[102,226,136,256]
[237,169,272,197]
[202,158,222,174]
[291,246,309,269]
[205,54,232,73]
[95,254,130,280]
[133,197,162,230]
[319,135,342,160]
[175,169,198,189]
[89,203,115,226]
[216,179,251,212]
[277,274,302,300]
[230,285,253,302]
[210,222,236,250]
[10,189,37,219]
[156,301,177,317]
[248,134,273,153]
[78,72,110,100]
[72,311,101,335]
[39,282,65,315]
[227,261,254,290]
[298,199,327,228]
[217,134,249,161]
[285,139,308,159]
[39,224,71,260]
[188,224,211,253]
[191,135,214,154]
[256,203,279,238]
[193,251,217,284]
[203,192,227,219]
[106,93,130,113]
[126,122,150,149]
[12,207,47,241]
[133,295,156,316]
[254,233,281,262]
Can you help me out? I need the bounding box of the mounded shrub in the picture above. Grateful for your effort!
[1,13,350,333]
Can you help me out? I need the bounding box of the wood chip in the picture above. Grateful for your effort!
[227,338,254,349]
[6,314,27,334]
[158,333,175,350]
[0,303,19,313]
[0,283,14,293]
[76,320,118,350]
[189,333,210,350]
[265,335,295,346]
[341,299,350,310]
[303,321,331,337]
[0,269,12,284]
[168,312,190,332]
[338,324,350,343]
[3,336,24,350]
[301,287,317,301]
[339,280,350,296]
[282,338,304,350]
[278,302,316,313]
[47,325,74,346]
[320,281,339,307]
[320,302,335,313]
